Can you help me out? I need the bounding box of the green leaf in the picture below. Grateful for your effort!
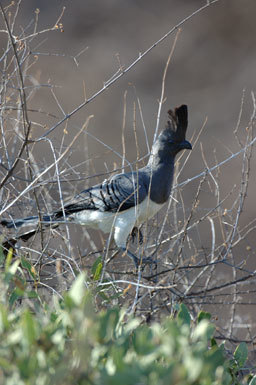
[8,259,20,275]
[21,256,38,280]
[184,356,203,382]
[193,319,215,341]
[197,310,211,323]
[99,308,120,341]
[69,272,86,305]
[249,375,256,385]
[234,342,248,368]
[133,326,155,356]
[0,240,5,266]
[27,290,39,299]
[0,304,9,332]
[92,257,103,280]
[177,303,191,326]
[0,357,13,370]
[93,261,103,281]
[22,310,36,346]
[9,288,24,307]
[5,247,14,271]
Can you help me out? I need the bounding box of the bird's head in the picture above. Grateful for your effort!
[158,104,192,156]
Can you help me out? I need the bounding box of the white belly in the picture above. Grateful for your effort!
[134,197,164,224]
[72,197,164,235]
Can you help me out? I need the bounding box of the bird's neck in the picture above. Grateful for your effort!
[146,150,176,204]
[147,143,175,168]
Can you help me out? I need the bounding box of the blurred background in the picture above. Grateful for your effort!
[1,0,256,351]
[13,0,256,200]
[10,0,255,257]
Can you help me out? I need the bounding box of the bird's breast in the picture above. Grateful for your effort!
[135,196,165,224]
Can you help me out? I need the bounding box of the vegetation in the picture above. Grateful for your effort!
[0,254,255,385]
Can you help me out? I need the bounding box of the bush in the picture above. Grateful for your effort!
[0,264,254,385]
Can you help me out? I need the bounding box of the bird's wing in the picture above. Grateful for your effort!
[104,171,149,211]
[54,170,149,218]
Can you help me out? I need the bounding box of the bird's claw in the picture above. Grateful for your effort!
[136,256,157,270]
[121,247,157,270]
[130,227,144,244]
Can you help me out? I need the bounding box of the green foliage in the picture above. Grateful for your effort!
[249,376,256,385]
[197,310,211,323]
[91,257,103,281]
[228,342,250,384]
[234,342,248,368]
[0,266,254,385]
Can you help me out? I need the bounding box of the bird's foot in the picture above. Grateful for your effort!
[120,247,157,270]
[130,227,143,245]
[139,256,158,271]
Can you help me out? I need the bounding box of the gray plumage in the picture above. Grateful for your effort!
[1,105,192,266]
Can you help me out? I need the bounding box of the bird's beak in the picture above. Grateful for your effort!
[180,140,192,150]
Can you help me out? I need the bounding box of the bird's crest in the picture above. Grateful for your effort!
[166,104,188,142]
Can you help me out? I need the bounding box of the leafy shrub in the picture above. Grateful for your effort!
[0,255,254,384]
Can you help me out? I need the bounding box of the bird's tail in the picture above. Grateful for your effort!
[1,214,59,250]
[1,214,53,229]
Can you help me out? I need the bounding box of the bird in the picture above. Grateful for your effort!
[1,105,192,267]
